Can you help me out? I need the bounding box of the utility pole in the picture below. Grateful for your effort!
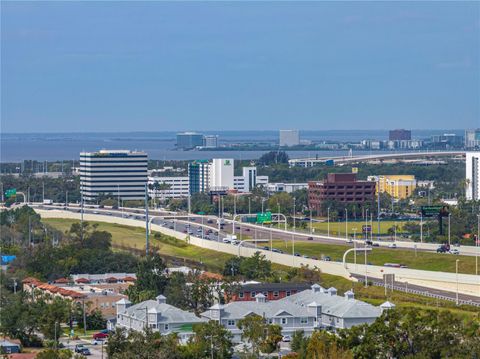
[42,182,45,202]
[83,299,87,336]
[420,213,423,243]
[145,183,149,255]
[80,190,84,241]
[377,178,381,240]
[448,213,451,246]
[327,207,330,237]
[345,208,348,241]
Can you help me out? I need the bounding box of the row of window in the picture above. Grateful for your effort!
[238,290,292,298]
[226,317,309,326]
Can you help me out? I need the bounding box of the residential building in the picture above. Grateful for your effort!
[176,132,204,149]
[22,277,132,318]
[465,129,480,149]
[0,340,20,354]
[279,130,300,147]
[202,284,382,342]
[79,150,148,202]
[209,158,234,191]
[188,160,210,194]
[115,295,205,342]
[430,134,463,148]
[203,135,219,148]
[148,176,189,199]
[308,174,376,215]
[389,129,411,141]
[266,182,308,194]
[466,152,480,200]
[230,282,311,302]
[367,175,416,200]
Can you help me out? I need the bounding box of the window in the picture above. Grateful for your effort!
[251,291,256,298]
[286,291,291,297]
[281,318,288,325]
[239,292,244,298]
[300,317,308,324]
[164,324,169,330]
[227,320,235,326]
[273,291,279,298]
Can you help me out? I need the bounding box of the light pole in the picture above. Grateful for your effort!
[365,208,369,239]
[345,208,348,241]
[455,259,459,305]
[117,184,120,209]
[420,213,423,243]
[394,221,397,242]
[248,197,251,215]
[477,214,479,277]
[327,207,330,237]
[364,242,368,288]
[448,213,451,246]
[292,197,296,262]
[310,208,313,234]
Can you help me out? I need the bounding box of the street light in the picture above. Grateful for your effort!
[448,213,451,246]
[455,259,459,305]
[345,208,348,241]
[327,207,330,237]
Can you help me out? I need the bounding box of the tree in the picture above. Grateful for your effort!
[291,330,308,358]
[306,331,352,359]
[237,314,267,357]
[258,151,289,165]
[36,349,75,359]
[37,297,69,341]
[125,253,168,303]
[268,192,294,215]
[239,252,272,280]
[260,324,283,354]
[186,320,234,359]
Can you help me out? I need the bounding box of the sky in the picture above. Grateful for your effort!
[1,1,479,133]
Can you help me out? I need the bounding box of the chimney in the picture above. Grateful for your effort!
[344,290,354,300]
[311,284,322,293]
[116,298,132,314]
[156,294,166,304]
[255,293,266,303]
[327,287,337,296]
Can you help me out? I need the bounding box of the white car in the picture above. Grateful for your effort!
[282,335,291,342]
[388,243,397,249]
[222,238,231,244]
[449,248,460,255]
[347,238,353,244]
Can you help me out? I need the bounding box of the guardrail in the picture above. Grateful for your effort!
[359,279,480,307]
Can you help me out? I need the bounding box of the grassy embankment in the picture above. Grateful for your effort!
[44,218,479,317]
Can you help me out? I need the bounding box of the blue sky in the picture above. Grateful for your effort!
[2,1,479,132]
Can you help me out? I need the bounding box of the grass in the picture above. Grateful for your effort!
[310,219,418,236]
[44,218,479,317]
[270,240,477,275]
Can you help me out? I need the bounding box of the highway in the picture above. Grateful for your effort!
[32,204,480,304]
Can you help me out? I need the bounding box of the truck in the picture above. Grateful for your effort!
[43,199,53,205]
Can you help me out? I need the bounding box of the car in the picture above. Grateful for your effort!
[236,226,241,230]
[196,228,202,232]
[302,255,310,259]
[307,236,313,241]
[311,256,318,260]
[187,230,194,235]
[222,238,231,244]
[322,256,331,261]
[93,332,109,340]
[169,226,174,230]
[294,253,301,257]
[372,242,380,247]
[282,335,291,342]
[449,248,460,255]
[437,246,448,253]
[183,230,188,233]
[346,238,353,244]
[365,240,373,246]
[207,220,214,224]
[272,248,280,253]
[245,228,251,232]
[388,243,397,249]
[91,338,105,345]
[262,246,270,250]
[93,211,100,214]
[80,348,91,356]
[75,344,85,353]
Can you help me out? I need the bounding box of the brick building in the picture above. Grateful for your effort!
[230,282,311,302]
[308,173,376,215]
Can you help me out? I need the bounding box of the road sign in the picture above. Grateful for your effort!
[256,212,272,224]
[362,225,372,233]
[421,205,449,217]
[5,188,16,198]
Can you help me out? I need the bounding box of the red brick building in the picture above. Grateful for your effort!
[230,282,311,302]
[308,173,376,215]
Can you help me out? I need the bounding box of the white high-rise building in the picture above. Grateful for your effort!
[148,176,189,199]
[80,150,148,202]
[209,159,234,191]
[466,152,480,200]
[279,130,300,147]
[465,129,480,149]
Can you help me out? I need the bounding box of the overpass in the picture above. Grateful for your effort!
[289,151,466,167]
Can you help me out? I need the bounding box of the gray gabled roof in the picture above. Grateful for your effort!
[123,300,205,324]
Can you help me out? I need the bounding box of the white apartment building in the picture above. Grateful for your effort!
[266,182,308,194]
[209,158,234,191]
[466,152,480,200]
[279,129,300,147]
[79,150,148,202]
[465,129,480,149]
[148,176,189,199]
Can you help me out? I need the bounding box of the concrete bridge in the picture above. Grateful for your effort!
[289,151,466,167]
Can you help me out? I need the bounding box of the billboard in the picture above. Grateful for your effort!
[421,205,449,217]
[5,188,16,198]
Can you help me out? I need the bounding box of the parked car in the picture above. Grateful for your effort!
[222,238,231,244]
[282,335,291,342]
[294,253,301,257]
[322,256,331,262]
[93,332,109,340]
[262,246,270,251]
[307,236,313,241]
[75,344,85,353]
[388,243,397,249]
[80,348,91,356]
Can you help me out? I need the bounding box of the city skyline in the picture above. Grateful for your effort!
[2,1,479,132]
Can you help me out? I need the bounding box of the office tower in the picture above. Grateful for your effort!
[389,129,411,141]
[466,152,480,200]
[176,132,204,149]
[80,150,148,202]
[279,130,300,147]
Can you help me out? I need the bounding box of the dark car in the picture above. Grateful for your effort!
[365,240,373,246]
[311,256,318,260]
[245,228,251,232]
[81,348,91,356]
[307,237,314,241]
[322,256,331,261]
[262,246,270,251]
[437,246,448,253]
[294,253,301,257]
[207,220,214,224]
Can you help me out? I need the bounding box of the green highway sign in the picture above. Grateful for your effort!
[256,212,272,224]
[5,188,16,198]
[421,205,449,217]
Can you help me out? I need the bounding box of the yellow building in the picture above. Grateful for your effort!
[367,175,416,199]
